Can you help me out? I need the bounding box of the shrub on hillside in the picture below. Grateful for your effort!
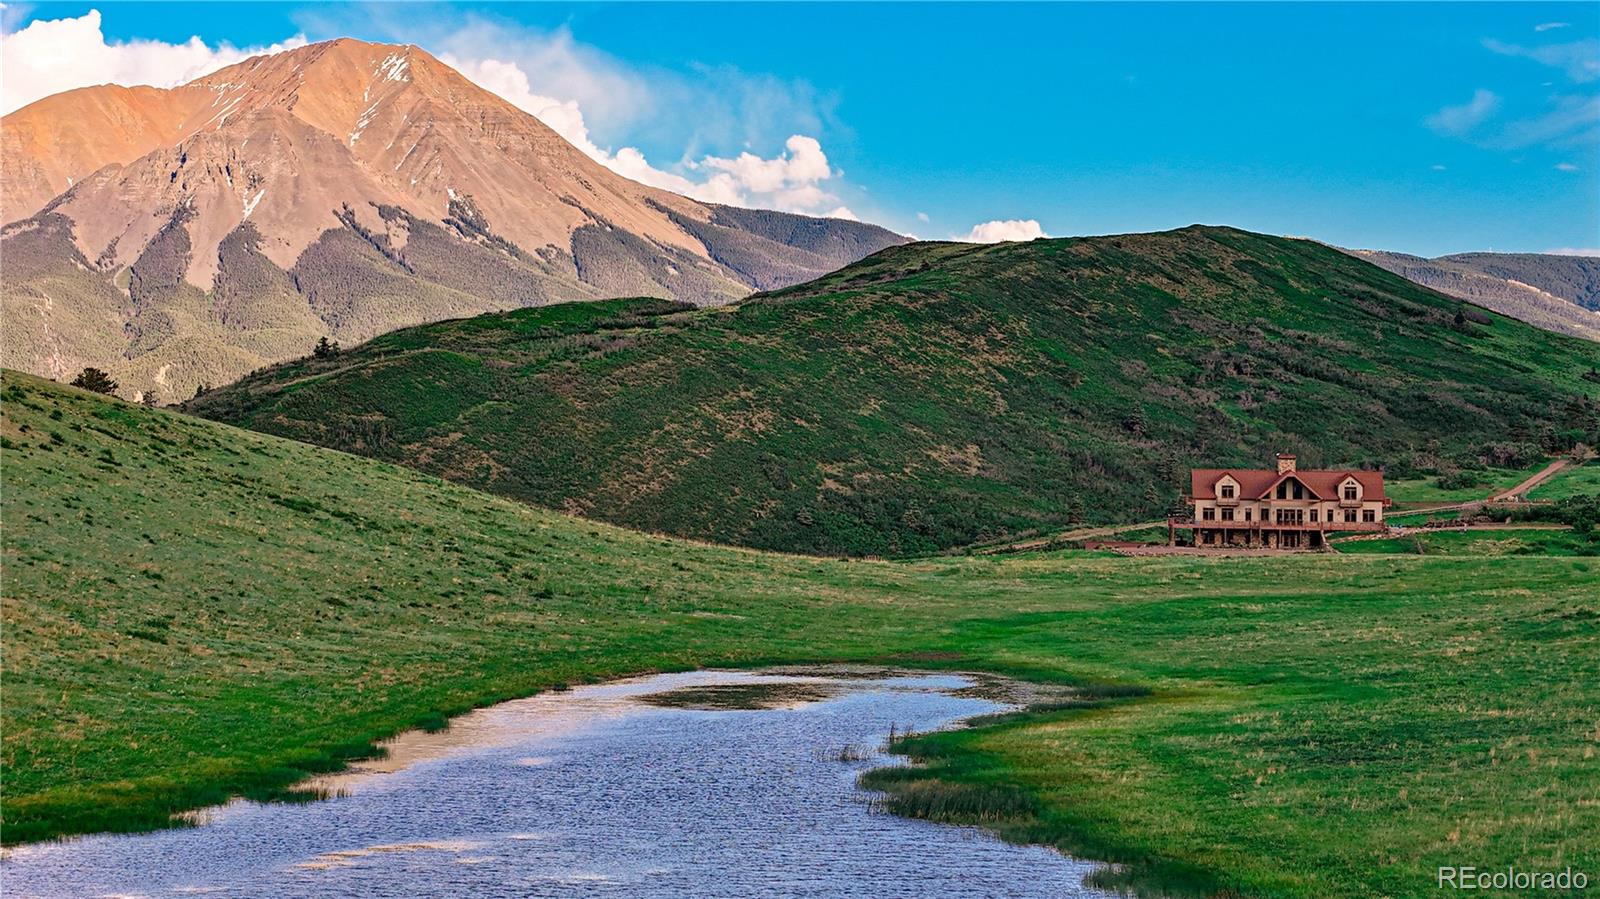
[1436,470,1488,491]
[1479,442,1542,469]
[71,368,118,395]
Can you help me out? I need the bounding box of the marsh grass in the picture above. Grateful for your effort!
[861,775,1039,824]
[819,744,870,763]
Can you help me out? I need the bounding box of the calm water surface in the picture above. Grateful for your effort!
[3,669,1117,898]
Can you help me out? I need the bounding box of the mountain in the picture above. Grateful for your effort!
[188,225,1600,556]
[0,39,905,402]
[1347,249,1600,342]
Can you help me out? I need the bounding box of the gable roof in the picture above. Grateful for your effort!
[1190,468,1387,502]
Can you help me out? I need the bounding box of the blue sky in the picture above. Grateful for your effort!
[4,2,1597,255]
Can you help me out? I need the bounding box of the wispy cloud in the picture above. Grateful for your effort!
[1429,30,1600,155]
[958,219,1047,243]
[1554,162,1580,172]
[1534,22,1570,33]
[1498,94,1600,150]
[1483,37,1600,83]
[1545,247,1600,257]
[0,3,35,33]
[1426,89,1500,137]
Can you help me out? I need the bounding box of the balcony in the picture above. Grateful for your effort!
[1172,517,1386,533]
[1338,498,1362,508]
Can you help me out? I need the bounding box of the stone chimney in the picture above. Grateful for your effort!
[1276,453,1297,474]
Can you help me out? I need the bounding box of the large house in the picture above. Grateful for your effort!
[1174,454,1389,549]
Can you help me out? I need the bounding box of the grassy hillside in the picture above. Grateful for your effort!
[191,226,1600,556]
[4,372,1597,898]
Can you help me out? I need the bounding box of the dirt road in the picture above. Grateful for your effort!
[1490,459,1571,502]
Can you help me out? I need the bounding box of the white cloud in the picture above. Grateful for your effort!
[1483,37,1600,83]
[1555,162,1580,172]
[1431,164,1448,171]
[958,219,1047,243]
[1426,89,1500,136]
[0,9,306,114]
[1534,22,1570,33]
[439,51,853,217]
[418,21,650,142]
[701,135,831,193]
[1545,247,1600,256]
[916,211,930,222]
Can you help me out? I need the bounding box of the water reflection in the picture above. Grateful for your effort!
[3,669,1115,898]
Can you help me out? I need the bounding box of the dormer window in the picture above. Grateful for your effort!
[1343,484,1358,501]
[1220,484,1235,499]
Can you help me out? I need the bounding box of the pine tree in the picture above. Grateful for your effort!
[70,368,118,395]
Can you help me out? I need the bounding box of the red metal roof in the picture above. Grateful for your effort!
[1190,468,1387,502]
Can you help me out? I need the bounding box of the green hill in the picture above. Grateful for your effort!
[4,371,1597,898]
[189,226,1600,556]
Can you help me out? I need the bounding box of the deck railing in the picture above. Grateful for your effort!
[1170,518,1386,533]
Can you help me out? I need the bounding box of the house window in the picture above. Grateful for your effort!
[1363,509,1376,523]
[1203,507,1216,521]
[1221,484,1235,499]
[1221,508,1234,521]
[1344,484,1358,501]
[1277,482,1288,499]
[1344,509,1357,523]
[1243,509,1252,522]
[1310,509,1319,522]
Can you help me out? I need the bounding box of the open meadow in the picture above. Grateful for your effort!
[3,371,1597,897]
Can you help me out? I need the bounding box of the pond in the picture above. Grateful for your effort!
[2,668,1116,898]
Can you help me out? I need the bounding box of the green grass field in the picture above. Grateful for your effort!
[1532,460,1600,501]
[5,372,1598,898]
[1384,508,1464,527]
[1384,462,1548,505]
[1336,527,1595,557]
